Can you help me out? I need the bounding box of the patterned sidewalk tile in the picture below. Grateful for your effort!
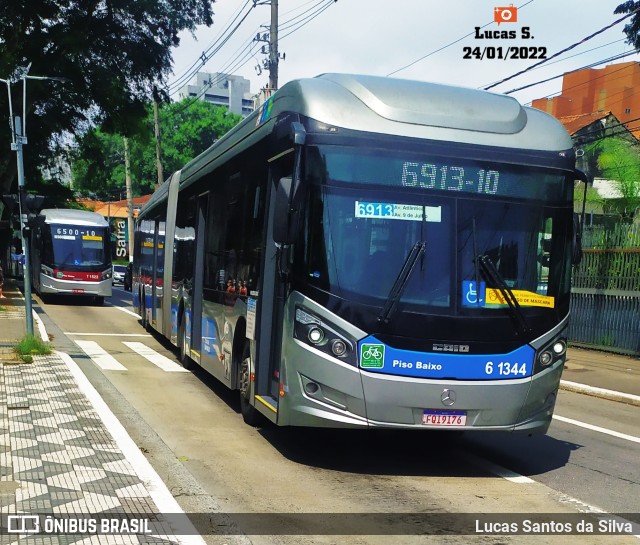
[0,354,182,544]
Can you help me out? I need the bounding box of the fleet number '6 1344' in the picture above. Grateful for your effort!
[485,361,527,376]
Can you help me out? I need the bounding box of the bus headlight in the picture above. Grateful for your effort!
[308,327,324,344]
[538,351,553,366]
[294,307,357,366]
[534,335,568,374]
[552,340,567,356]
[331,340,347,357]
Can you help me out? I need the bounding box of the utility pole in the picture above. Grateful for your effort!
[269,0,279,91]
[152,86,164,190]
[123,137,134,262]
[255,0,282,102]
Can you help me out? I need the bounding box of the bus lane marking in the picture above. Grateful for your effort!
[122,342,189,373]
[65,332,152,337]
[113,305,142,319]
[459,451,535,484]
[553,414,640,444]
[75,340,128,371]
[57,351,205,545]
[461,450,640,539]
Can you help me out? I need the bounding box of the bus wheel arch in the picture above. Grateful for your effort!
[234,321,262,426]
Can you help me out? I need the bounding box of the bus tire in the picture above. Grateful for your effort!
[94,296,104,306]
[179,319,193,370]
[239,342,261,427]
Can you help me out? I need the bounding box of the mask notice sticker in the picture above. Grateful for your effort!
[462,281,555,308]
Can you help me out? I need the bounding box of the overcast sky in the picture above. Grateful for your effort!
[168,0,640,107]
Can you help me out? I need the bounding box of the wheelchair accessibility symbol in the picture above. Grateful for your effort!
[462,281,486,307]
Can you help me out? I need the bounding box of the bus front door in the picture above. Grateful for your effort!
[190,195,208,361]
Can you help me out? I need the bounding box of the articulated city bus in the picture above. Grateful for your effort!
[133,74,584,433]
[30,209,112,304]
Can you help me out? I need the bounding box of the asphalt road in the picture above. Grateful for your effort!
[33,285,640,545]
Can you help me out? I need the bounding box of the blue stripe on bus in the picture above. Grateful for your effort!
[358,335,534,380]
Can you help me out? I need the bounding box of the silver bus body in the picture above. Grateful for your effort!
[134,74,576,433]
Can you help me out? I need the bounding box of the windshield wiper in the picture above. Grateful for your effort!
[378,241,426,324]
[476,254,531,336]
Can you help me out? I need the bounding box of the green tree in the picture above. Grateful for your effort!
[616,1,640,49]
[590,137,640,219]
[70,129,132,198]
[71,99,243,198]
[0,1,216,196]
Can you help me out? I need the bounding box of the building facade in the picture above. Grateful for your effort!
[532,61,640,139]
[176,72,255,117]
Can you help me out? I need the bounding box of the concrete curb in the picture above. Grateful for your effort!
[559,379,640,407]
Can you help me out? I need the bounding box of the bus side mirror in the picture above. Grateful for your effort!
[273,176,296,245]
[273,122,306,246]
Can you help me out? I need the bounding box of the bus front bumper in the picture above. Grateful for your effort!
[40,277,112,297]
[280,349,563,434]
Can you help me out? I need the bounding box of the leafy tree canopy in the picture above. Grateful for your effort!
[585,136,640,219]
[71,98,243,199]
[0,0,215,195]
[615,1,640,49]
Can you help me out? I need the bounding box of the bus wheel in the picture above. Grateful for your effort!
[140,292,148,328]
[239,343,261,427]
[179,320,193,370]
[94,296,104,306]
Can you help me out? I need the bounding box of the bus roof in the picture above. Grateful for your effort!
[269,73,572,150]
[39,209,109,227]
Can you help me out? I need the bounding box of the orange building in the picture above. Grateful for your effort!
[77,195,151,219]
[531,61,640,139]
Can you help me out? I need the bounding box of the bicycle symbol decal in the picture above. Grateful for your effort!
[360,343,385,368]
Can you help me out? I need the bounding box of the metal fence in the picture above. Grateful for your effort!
[569,223,640,355]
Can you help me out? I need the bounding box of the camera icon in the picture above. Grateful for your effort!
[494,5,518,24]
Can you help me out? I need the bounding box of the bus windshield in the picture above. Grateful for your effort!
[300,145,573,320]
[46,224,110,269]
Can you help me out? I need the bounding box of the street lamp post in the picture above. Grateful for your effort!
[1,70,68,336]
[14,116,34,335]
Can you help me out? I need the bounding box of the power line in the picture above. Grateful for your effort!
[279,0,331,31]
[386,0,535,77]
[484,7,640,91]
[533,38,628,69]
[167,1,251,91]
[480,38,631,91]
[167,0,256,92]
[501,52,639,97]
[279,0,335,35]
